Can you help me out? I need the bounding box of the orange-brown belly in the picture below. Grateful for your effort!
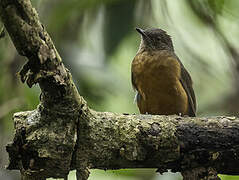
[137,79,188,115]
[132,51,189,115]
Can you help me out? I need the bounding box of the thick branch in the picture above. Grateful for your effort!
[0,0,85,178]
[6,110,239,178]
[0,0,83,109]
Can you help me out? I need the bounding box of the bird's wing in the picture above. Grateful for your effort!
[131,56,143,105]
[179,63,197,116]
[131,55,140,91]
[131,71,137,91]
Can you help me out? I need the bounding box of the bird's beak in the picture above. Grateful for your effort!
[135,28,147,38]
[136,27,155,50]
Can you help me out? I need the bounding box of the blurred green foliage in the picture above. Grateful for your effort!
[219,175,239,180]
[1,0,239,179]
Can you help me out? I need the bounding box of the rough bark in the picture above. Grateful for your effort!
[0,0,238,180]
[6,109,239,179]
[0,0,83,179]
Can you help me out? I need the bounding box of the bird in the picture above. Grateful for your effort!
[131,27,196,116]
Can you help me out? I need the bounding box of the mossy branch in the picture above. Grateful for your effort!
[0,0,238,180]
[6,109,239,180]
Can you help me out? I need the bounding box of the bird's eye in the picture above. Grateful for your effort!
[157,37,161,41]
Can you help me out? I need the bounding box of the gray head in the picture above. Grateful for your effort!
[136,27,174,51]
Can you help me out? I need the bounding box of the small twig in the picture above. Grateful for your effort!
[0,25,5,39]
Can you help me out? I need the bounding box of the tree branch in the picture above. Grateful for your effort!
[7,110,239,178]
[1,0,238,180]
[0,0,85,179]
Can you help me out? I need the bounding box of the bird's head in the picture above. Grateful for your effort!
[136,27,174,52]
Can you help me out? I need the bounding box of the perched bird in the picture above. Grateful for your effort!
[131,28,196,116]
